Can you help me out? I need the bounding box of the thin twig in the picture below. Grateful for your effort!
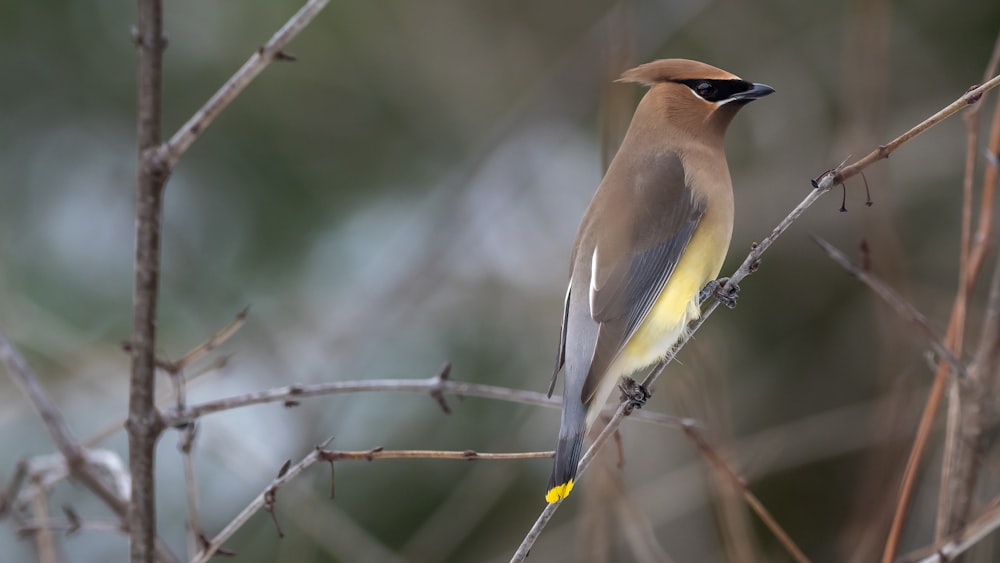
[512,70,1000,561]
[907,496,1000,562]
[27,478,56,563]
[170,308,247,373]
[193,438,334,563]
[160,369,685,429]
[680,422,810,563]
[157,0,331,168]
[883,73,1000,563]
[180,425,201,560]
[0,328,180,563]
[320,449,553,462]
[812,236,966,377]
[938,29,1000,538]
[17,518,126,536]
[833,73,1000,186]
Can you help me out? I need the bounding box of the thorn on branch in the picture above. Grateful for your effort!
[277,459,291,479]
[429,362,453,414]
[200,533,236,557]
[283,400,300,408]
[840,183,848,213]
[365,447,385,461]
[965,83,984,105]
[275,51,297,62]
[613,428,625,469]
[62,505,80,534]
[263,484,283,539]
[325,457,336,499]
[859,239,871,272]
[861,171,873,206]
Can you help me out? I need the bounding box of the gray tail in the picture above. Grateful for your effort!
[546,420,585,503]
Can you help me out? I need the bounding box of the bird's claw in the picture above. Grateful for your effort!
[619,377,651,415]
[699,278,739,309]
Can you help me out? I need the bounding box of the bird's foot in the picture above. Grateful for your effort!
[699,277,739,309]
[619,377,652,415]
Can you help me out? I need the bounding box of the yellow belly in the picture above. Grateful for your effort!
[613,223,728,380]
[583,220,730,427]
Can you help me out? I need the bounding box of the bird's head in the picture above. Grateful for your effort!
[618,59,773,139]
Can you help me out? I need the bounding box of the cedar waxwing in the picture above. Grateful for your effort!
[546,59,773,503]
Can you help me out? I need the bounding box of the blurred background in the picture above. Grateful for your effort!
[2,0,1000,561]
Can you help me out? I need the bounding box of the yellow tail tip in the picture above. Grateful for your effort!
[545,480,574,503]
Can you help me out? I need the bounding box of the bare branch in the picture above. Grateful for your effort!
[906,497,1000,562]
[812,236,966,377]
[170,308,247,373]
[160,370,684,429]
[157,0,331,168]
[680,422,810,563]
[320,448,552,462]
[0,328,179,563]
[131,0,169,559]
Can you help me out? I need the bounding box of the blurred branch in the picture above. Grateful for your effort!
[811,236,966,377]
[27,478,56,563]
[907,496,1000,562]
[939,30,1000,539]
[193,439,334,562]
[680,422,809,563]
[511,70,1000,562]
[0,328,180,563]
[157,0,330,168]
[884,69,1000,563]
[179,424,201,560]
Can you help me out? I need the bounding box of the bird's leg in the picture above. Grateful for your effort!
[699,277,739,309]
[618,377,652,415]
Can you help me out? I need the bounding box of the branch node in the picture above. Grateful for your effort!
[965,83,984,105]
[463,449,478,459]
[365,447,384,461]
[277,459,292,479]
[429,361,453,414]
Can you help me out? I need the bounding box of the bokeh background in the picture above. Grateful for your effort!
[2,0,1000,561]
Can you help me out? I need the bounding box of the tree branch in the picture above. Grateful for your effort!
[0,328,180,563]
[159,365,685,429]
[812,236,966,377]
[157,0,330,168]
[131,0,169,560]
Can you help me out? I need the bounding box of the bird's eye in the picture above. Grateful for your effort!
[696,82,716,98]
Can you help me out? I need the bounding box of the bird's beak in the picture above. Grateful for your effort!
[732,82,775,102]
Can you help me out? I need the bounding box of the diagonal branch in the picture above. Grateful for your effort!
[0,328,180,563]
[812,236,966,377]
[157,0,330,168]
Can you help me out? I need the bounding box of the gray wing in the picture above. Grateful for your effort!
[578,151,705,403]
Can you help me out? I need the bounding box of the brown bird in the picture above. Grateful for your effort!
[546,59,772,503]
